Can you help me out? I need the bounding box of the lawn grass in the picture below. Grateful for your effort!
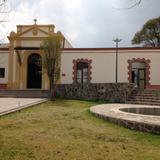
[0,99,160,160]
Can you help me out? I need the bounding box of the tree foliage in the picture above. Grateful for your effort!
[132,17,160,47]
[41,33,62,101]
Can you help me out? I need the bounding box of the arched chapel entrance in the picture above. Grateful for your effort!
[27,54,42,89]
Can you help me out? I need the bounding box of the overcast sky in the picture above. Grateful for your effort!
[1,0,160,47]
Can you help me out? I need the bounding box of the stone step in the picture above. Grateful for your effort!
[132,90,160,93]
[0,90,49,98]
[126,101,160,106]
[130,94,160,97]
[126,89,160,106]
[132,91,160,94]
[128,94,160,98]
[132,92,160,94]
[0,95,46,98]
[128,96,160,101]
[0,92,46,95]
[0,92,44,95]
[127,98,160,103]
[133,89,160,91]
[0,90,46,93]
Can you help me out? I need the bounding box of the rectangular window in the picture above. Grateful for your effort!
[76,62,88,83]
[83,68,88,83]
[0,68,5,78]
[77,69,82,83]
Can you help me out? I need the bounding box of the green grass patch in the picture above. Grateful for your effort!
[0,99,160,160]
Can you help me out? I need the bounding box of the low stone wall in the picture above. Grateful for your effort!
[90,104,160,134]
[55,83,134,103]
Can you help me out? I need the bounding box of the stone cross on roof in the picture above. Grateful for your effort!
[34,19,37,25]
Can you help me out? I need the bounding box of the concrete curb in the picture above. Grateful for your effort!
[0,99,48,116]
[90,104,160,134]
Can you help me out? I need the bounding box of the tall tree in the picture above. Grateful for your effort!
[132,17,160,47]
[41,33,62,101]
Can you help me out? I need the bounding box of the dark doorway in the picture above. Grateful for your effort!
[132,68,146,89]
[131,62,146,89]
[27,54,42,89]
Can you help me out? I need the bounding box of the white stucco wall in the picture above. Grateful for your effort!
[61,49,160,86]
[20,30,49,38]
[0,52,9,84]
[61,50,116,84]
[118,50,160,85]
[64,39,72,48]
[21,41,42,47]
[18,25,54,35]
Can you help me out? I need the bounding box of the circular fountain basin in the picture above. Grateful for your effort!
[90,104,160,134]
[120,107,160,116]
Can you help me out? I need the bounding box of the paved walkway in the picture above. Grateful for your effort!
[90,104,160,134]
[0,98,47,116]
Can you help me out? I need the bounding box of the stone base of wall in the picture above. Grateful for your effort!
[55,83,134,103]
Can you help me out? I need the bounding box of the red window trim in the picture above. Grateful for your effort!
[128,58,151,88]
[72,58,92,83]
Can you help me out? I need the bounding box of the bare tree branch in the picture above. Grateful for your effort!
[0,0,15,25]
[113,0,142,10]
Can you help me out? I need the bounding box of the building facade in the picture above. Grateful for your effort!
[0,22,160,90]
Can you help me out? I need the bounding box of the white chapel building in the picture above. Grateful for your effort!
[0,21,160,90]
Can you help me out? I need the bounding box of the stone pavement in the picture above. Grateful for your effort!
[90,104,160,134]
[0,98,47,116]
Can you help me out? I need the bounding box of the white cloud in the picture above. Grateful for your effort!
[0,0,160,47]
